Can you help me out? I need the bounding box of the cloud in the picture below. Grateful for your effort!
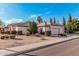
[30,15,37,18]
[45,11,51,14]
[6,18,23,24]
[29,14,42,19]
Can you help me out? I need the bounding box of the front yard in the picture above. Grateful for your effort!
[0,34,67,48]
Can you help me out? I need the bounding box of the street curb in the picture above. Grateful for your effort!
[6,37,79,56]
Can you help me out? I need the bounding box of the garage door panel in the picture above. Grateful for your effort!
[51,28,59,35]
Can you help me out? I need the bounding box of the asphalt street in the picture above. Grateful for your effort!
[22,38,79,56]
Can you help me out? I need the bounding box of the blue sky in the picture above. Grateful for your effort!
[0,3,79,24]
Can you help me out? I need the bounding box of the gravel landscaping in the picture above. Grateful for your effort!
[0,34,48,48]
[0,34,68,48]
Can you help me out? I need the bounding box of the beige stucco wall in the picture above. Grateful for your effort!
[38,26,50,33]
[7,26,28,34]
[38,27,45,33]
[15,27,28,34]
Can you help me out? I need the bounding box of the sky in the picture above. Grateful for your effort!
[0,3,79,24]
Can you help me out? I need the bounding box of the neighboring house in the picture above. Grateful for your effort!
[6,22,28,35]
[37,22,65,35]
[37,22,50,34]
[0,25,4,33]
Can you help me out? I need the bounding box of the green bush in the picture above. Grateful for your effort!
[1,36,5,39]
[26,31,30,36]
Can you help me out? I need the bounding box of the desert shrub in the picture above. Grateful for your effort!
[10,35,15,39]
[11,31,16,34]
[5,36,9,39]
[17,31,23,35]
[45,31,51,36]
[40,32,45,35]
[1,36,5,39]
[34,33,41,37]
[5,31,10,34]
[1,32,5,34]
[26,31,30,36]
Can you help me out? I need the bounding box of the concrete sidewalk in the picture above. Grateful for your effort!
[0,35,79,56]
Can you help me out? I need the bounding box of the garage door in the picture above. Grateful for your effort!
[51,28,60,35]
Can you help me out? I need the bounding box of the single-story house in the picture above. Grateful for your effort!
[0,25,4,33]
[37,22,65,35]
[5,22,29,35]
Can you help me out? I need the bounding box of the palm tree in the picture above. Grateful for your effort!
[37,16,43,23]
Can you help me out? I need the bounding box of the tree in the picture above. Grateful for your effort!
[72,18,78,30]
[37,16,43,23]
[66,14,79,33]
[62,16,66,25]
[0,20,4,25]
[66,22,73,33]
[53,17,56,24]
[76,19,79,29]
[28,21,37,34]
[68,14,72,22]
[66,14,74,33]
[50,18,53,24]
[62,16,66,32]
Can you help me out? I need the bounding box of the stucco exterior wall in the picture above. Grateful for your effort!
[38,27,45,33]
[15,27,28,34]
[7,26,28,34]
[38,26,50,33]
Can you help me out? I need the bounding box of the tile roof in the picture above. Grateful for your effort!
[7,22,28,27]
[37,22,64,27]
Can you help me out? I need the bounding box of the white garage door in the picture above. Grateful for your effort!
[51,28,59,35]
